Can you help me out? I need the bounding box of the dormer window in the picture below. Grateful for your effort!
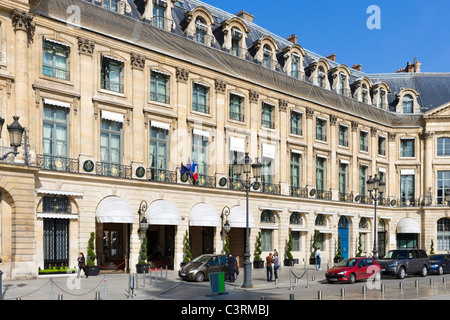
[291,54,300,79]
[153,3,166,29]
[318,67,326,88]
[339,73,347,95]
[403,94,414,114]
[361,85,369,104]
[263,45,272,69]
[379,89,386,109]
[104,0,119,13]
[195,18,208,44]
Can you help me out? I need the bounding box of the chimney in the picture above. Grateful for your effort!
[236,10,254,23]
[287,34,298,45]
[351,64,362,71]
[326,53,336,62]
[413,60,421,73]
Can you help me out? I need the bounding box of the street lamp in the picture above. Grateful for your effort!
[0,116,25,160]
[221,206,231,236]
[138,200,149,236]
[366,174,385,260]
[232,152,262,288]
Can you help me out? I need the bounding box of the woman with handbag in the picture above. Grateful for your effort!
[77,252,88,278]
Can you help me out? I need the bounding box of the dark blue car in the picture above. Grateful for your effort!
[429,254,450,275]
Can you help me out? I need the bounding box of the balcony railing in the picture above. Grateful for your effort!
[37,154,79,173]
[339,192,354,203]
[227,178,245,191]
[147,168,177,184]
[229,112,244,122]
[96,162,131,179]
[290,186,308,198]
[101,79,124,93]
[150,92,170,104]
[261,119,275,129]
[43,65,70,81]
[261,182,281,195]
[315,189,332,200]
[188,174,216,188]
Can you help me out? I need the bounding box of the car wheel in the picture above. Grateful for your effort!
[397,267,406,279]
[420,266,428,277]
[348,273,356,284]
[195,272,205,282]
[438,265,444,275]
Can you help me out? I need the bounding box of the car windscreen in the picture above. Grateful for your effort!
[382,250,408,259]
[430,255,445,261]
[191,255,212,264]
[336,258,359,267]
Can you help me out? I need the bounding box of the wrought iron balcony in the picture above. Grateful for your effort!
[315,189,332,200]
[147,168,177,184]
[188,174,216,188]
[290,186,308,198]
[227,178,245,191]
[37,154,79,173]
[96,162,131,179]
[339,192,354,203]
[261,182,281,195]
[43,65,70,81]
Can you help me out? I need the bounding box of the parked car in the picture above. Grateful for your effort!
[377,249,430,279]
[178,254,239,282]
[325,257,381,284]
[429,254,450,275]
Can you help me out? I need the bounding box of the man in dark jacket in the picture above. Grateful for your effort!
[227,253,237,282]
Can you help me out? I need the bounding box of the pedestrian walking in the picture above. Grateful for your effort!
[273,252,280,280]
[227,253,237,282]
[77,252,88,278]
[266,252,274,281]
[315,247,321,270]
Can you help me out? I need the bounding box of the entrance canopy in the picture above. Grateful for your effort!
[189,203,220,227]
[147,200,180,225]
[397,218,420,234]
[228,206,255,228]
[96,196,134,223]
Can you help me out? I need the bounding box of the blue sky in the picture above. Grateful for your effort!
[204,0,450,74]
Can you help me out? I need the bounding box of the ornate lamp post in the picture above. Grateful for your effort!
[0,116,25,160]
[221,206,231,236]
[232,152,262,288]
[366,174,385,260]
[138,200,149,237]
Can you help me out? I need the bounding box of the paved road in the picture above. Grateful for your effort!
[2,265,450,301]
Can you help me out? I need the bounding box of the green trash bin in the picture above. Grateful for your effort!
[207,272,228,296]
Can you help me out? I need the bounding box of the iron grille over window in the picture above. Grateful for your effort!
[43,195,70,213]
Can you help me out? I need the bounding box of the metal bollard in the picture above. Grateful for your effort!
[261,296,266,300]
[58,294,63,300]
[415,280,419,288]
[430,278,433,287]
[362,286,366,295]
[0,270,3,300]
[289,293,294,300]
[318,290,322,300]
[95,291,102,300]
[399,282,403,290]
[381,283,385,293]
[341,288,345,298]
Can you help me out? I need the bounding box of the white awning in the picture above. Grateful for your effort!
[316,228,334,234]
[44,38,71,47]
[102,54,125,63]
[37,189,84,197]
[151,120,170,131]
[37,213,78,220]
[43,98,71,109]
[262,143,276,159]
[229,136,245,153]
[290,227,308,232]
[96,196,134,224]
[193,128,210,138]
[397,218,420,234]
[101,110,124,123]
[146,200,180,225]
[228,205,255,228]
[189,203,220,227]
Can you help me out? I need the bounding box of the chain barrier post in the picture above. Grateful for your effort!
[104,275,107,300]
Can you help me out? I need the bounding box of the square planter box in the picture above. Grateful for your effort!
[86,265,100,276]
[136,264,149,274]
[253,260,264,269]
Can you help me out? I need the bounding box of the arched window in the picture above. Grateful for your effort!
[261,210,276,223]
[437,218,450,251]
[361,84,369,104]
[318,66,326,88]
[195,18,208,44]
[263,45,272,69]
[359,217,368,229]
[289,212,302,225]
[315,214,326,227]
[402,94,414,114]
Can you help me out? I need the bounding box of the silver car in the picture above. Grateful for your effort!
[377,249,430,279]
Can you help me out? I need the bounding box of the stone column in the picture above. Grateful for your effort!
[278,99,288,194]
[248,90,259,159]
[175,67,189,181]
[305,107,314,189]
[214,79,227,178]
[351,121,359,194]
[329,115,337,199]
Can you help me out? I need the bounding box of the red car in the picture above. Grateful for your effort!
[325,257,381,284]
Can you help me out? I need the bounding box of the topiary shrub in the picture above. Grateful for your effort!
[86,232,96,266]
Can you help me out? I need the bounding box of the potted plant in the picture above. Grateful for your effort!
[136,236,149,273]
[430,239,435,254]
[86,232,99,276]
[334,234,343,263]
[180,230,192,268]
[356,234,363,257]
[253,231,264,268]
[309,230,319,265]
[284,233,295,266]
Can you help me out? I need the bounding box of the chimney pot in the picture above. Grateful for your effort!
[236,10,254,23]
[326,53,336,61]
[351,64,362,71]
[287,34,298,44]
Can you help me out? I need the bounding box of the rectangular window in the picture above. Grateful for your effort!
[262,157,273,185]
[261,229,273,251]
[100,119,122,164]
[291,55,300,79]
[378,136,386,156]
[292,231,301,251]
[360,131,368,152]
[43,218,69,269]
[150,127,168,171]
[229,94,244,122]
[231,36,240,57]
[437,137,450,156]
[43,105,69,170]
[195,21,207,44]
[400,139,415,157]
[290,111,302,135]
[316,118,327,141]
[359,165,367,195]
[339,74,346,95]
[261,103,274,129]
[437,171,450,205]
[339,163,348,195]
[101,56,123,93]
[192,134,208,176]
[263,48,272,69]
[192,83,209,113]
[290,152,301,188]
[338,125,348,147]
[43,41,70,80]
[316,157,326,191]
[362,89,368,104]
[379,90,386,109]
[318,72,325,88]
[150,71,169,104]
[104,0,119,12]
[400,174,415,206]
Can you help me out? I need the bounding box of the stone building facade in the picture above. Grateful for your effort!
[0,0,449,279]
